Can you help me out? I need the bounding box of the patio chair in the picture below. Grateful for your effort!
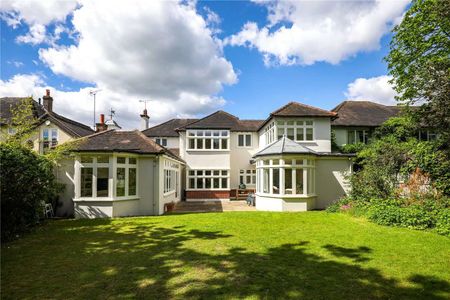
[42,202,54,218]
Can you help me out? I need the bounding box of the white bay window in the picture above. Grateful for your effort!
[256,158,315,196]
[276,120,314,142]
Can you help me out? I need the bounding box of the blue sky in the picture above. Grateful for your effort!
[0,0,409,128]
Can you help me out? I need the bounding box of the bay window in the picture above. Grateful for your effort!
[256,158,315,196]
[79,155,110,198]
[163,159,179,194]
[188,169,229,190]
[187,130,229,150]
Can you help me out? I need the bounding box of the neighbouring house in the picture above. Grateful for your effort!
[0,90,94,154]
[2,91,422,217]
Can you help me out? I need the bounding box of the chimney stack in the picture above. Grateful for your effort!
[96,113,108,132]
[140,108,150,130]
[42,89,53,112]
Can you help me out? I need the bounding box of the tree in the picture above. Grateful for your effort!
[386,0,450,141]
[1,97,38,146]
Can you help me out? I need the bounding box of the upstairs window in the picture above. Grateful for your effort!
[43,128,58,152]
[238,133,252,147]
[276,120,314,142]
[347,130,368,144]
[155,138,167,147]
[263,122,275,145]
[187,130,229,150]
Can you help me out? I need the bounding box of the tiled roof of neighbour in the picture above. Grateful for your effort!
[258,101,337,130]
[143,118,198,137]
[0,97,94,137]
[253,136,316,157]
[176,110,264,132]
[74,130,184,162]
[331,101,402,127]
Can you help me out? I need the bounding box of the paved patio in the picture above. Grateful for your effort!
[171,200,256,213]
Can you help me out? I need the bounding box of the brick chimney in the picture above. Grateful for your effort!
[140,108,150,130]
[96,114,108,132]
[42,89,53,112]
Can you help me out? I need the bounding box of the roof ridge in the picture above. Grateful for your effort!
[176,110,239,131]
[142,118,179,133]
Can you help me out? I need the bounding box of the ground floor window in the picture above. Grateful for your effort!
[79,155,110,198]
[188,169,229,190]
[256,158,315,196]
[239,169,256,186]
[116,156,137,197]
[164,169,178,194]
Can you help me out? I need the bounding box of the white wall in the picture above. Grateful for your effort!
[55,158,75,217]
[315,157,352,209]
[113,199,141,217]
[137,157,158,215]
[229,132,259,189]
[255,195,316,211]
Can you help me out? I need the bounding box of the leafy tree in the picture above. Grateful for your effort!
[386,0,450,141]
[0,97,38,146]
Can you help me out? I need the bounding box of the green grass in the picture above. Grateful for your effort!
[2,212,450,299]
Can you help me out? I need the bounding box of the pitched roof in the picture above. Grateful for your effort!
[142,118,198,137]
[176,111,264,132]
[258,101,337,130]
[0,97,94,137]
[331,101,401,127]
[73,130,184,162]
[253,136,316,158]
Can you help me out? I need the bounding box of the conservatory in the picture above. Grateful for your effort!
[254,137,317,211]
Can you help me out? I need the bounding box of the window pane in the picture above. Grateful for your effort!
[221,131,228,136]
[213,131,220,137]
[277,128,284,139]
[305,121,313,126]
[197,177,203,189]
[189,138,195,149]
[117,157,126,164]
[296,128,304,141]
[222,170,228,176]
[97,155,109,163]
[189,170,195,176]
[277,121,284,125]
[97,168,109,197]
[221,139,227,149]
[213,170,220,176]
[205,170,211,176]
[189,178,195,189]
[357,131,364,143]
[80,168,93,197]
[162,139,167,146]
[245,134,251,146]
[197,138,203,149]
[273,168,280,194]
[213,178,220,188]
[205,131,212,137]
[240,175,244,184]
[205,178,211,189]
[263,169,269,193]
[296,121,304,126]
[285,169,292,194]
[205,139,211,149]
[348,131,355,144]
[272,159,279,165]
[296,169,304,195]
[221,178,227,189]
[197,170,203,176]
[238,134,244,147]
[287,121,294,126]
[116,168,125,196]
[306,128,313,141]
[287,128,294,140]
[129,157,137,164]
[213,139,220,149]
[188,131,194,137]
[43,129,49,141]
[197,131,204,137]
[129,168,137,196]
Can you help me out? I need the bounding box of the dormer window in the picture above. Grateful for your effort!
[276,120,314,142]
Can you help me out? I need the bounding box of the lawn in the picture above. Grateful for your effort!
[2,212,450,299]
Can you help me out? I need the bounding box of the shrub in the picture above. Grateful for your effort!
[435,209,450,236]
[0,143,59,242]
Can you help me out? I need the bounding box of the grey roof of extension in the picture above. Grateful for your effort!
[253,136,316,158]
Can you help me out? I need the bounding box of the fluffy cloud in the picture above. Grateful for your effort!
[1,1,236,129]
[226,0,409,66]
[345,75,397,105]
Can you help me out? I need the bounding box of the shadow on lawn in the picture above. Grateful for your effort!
[4,220,449,299]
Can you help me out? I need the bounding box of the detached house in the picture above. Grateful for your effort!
[2,91,412,218]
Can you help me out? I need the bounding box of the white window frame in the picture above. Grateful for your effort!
[239,169,256,186]
[186,130,229,151]
[238,133,252,148]
[187,169,230,190]
[263,122,275,145]
[418,130,437,141]
[155,138,168,147]
[347,129,368,144]
[74,154,139,201]
[163,158,179,195]
[275,119,315,142]
[256,157,315,197]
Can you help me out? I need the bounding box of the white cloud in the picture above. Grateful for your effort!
[226,0,409,66]
[16,23,46,44]
[7,60,24,68]
[1,1,236,129]
[345,75,397,105]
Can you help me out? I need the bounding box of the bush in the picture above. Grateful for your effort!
[0,143,59,242]
[435,209,450,236]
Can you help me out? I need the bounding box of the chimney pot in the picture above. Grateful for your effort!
[43,90,53,112]
[100,113,105,124]
[46,89,50,96]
